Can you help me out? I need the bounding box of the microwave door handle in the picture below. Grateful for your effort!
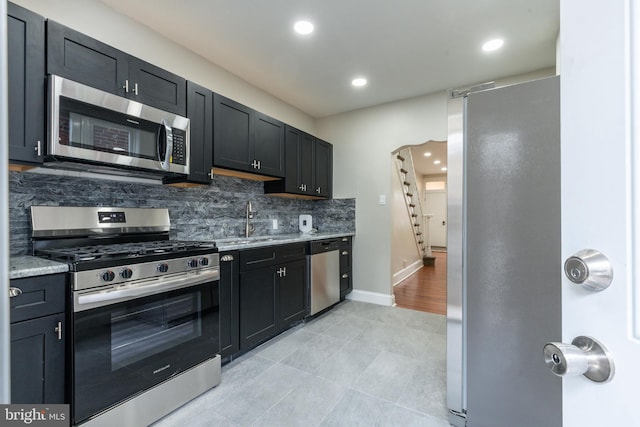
[157,119,173,171]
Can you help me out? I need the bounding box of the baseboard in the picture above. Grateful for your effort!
[346,290,395,306]
[392,259,423,286]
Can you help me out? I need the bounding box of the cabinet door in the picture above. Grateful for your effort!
[11,313,65,404]
[314,139,333,198]
[184,81,213,184]
[7,3,45,165]
[219,252,239,358]
[47,20,129,97]
[283,126,314,195]
[253,112,285,178]
[278,259,308,329]
[339,237,353,299]
[239,267,277,350]
[10,274,66,324]
[128,57,186,116]
[213,94,253,173]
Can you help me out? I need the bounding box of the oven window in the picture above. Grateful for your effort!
[59,97,158,160]
[110,293,202,370]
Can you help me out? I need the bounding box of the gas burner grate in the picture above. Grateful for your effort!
[36,240,217,263]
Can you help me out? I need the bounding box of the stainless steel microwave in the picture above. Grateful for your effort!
[47,75,190,177]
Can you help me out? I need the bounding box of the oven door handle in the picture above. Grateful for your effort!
[75,268,219,311]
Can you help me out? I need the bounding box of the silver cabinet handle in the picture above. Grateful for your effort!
[342,273,349,279]
[54,322,63,340]
[221,254,235,262]
[316,187,321,194]
[544,336,614,383]
[34,140,42,156]
[9,287,22,298]
[342,251,349,256]
[133,82,139,95]
[122,79,129,93]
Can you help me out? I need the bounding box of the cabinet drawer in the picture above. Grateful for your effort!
[240,247,278,270]
[277,243,307,262]
[10,274,66,323]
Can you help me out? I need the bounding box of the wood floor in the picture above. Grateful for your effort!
[393,251,447,315]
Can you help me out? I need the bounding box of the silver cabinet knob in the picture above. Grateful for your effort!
[564,249,613,291]
[544,336,614,383]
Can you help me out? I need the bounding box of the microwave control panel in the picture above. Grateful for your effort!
[172,129,187,165]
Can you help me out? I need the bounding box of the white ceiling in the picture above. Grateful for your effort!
[98,0,559,118]
[411,141,448,176]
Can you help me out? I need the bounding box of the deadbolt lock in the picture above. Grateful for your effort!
[563,249,613,292]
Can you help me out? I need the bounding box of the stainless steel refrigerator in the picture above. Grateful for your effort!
[446,76,562,427]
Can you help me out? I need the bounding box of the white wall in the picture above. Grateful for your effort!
[317,67,556,301]
[13,0,316,134]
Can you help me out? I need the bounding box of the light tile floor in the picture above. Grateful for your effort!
[153,300,449,427]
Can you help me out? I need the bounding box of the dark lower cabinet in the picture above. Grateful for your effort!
[277,259,308,326]
[9,274,66,404]
[238,243,307,351]
[340,237,353,299]
[219,252,240,359]
[7,2,45,165]
[11,313,65,404]
[239,267,278,350]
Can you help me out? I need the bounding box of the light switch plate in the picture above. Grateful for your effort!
[272,219,278,230]
[379,195,386,205]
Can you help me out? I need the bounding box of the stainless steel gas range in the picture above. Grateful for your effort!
[31,206,221,427]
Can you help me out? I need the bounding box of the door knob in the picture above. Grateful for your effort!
[564,249,613,291]
[543,336,614,383]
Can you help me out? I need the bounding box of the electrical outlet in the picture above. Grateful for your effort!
[272,219,278,230]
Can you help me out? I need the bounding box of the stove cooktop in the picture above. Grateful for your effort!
[36,240,217,270]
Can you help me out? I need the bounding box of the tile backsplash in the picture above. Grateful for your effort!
[9,171,355,256]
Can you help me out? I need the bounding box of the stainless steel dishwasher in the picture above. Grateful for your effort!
[309,239,341,315]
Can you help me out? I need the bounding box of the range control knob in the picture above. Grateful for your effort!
[120,268,133,279]
[199,257,209,266]
[101,270,115,282]
[188,258,199,268]
[157,263,169,273]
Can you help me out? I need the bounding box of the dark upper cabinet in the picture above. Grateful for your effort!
[213,94,285,178]
[253,111,285,177]
[10,274,66,404]
[219,251,240,360]
[265,125,333,199]
[7,2,46,165]
[164,81,213,185]
[47,20,186,116]
[314,139,333,198]
[213,94,252,172]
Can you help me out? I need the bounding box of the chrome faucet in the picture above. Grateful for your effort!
[245,201,257,238]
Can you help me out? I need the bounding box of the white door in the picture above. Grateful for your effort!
[560,0,638,424]
[425,190,447,247]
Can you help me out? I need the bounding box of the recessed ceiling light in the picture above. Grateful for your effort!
[482,38,504,52]
[434,160,441,165]
[351,78,367,87]
[294,20,314,35]
[441,167,448,172]
[424,152,432,157]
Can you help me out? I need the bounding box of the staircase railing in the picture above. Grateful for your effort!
[394,148,426,258]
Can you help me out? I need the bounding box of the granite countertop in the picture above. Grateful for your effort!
[215,232,355,251]
[8,232,354,278]
[10,255,69,280]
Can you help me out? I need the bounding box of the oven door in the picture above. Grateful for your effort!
[72,277,219,424]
